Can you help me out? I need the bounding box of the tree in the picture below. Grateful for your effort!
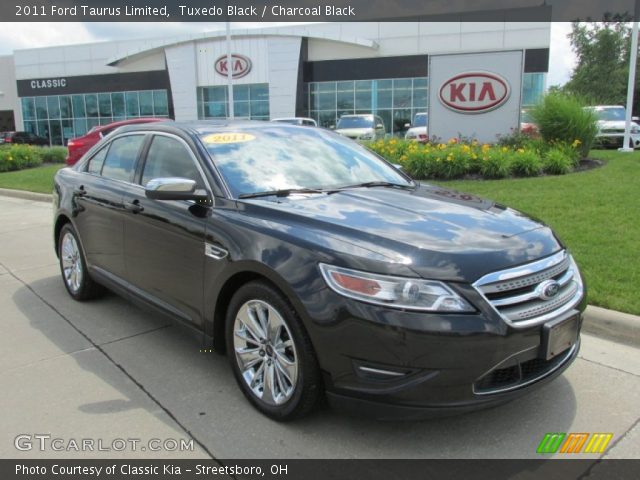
[564,21,640,112]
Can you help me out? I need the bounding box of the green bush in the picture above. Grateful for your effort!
[480,149,512,179]
[0,145,43,172]
[40,147,68,164]
[511,149,543,177]
[530,92,597,158]
[543,148,573,175]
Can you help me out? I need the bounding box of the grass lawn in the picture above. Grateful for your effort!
[0,164,64,194]
[0,152,637,315]
[436,150,640,315]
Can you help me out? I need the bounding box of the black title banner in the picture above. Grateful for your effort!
[1,0,639,22]
[3,459,640,480]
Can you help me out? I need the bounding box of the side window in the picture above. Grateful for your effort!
[86,146,109,175]
[141,135,204,189]
[101,135,145,183]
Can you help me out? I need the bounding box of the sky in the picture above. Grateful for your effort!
[0,22,577,87]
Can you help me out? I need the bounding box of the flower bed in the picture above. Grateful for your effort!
[0,145,67,172]
[365,137,583,180]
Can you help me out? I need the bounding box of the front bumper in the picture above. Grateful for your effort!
[302,286,585,419]
[595,133,640,148]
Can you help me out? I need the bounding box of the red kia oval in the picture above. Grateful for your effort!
[439,72,510,113]
[215,54,252,79]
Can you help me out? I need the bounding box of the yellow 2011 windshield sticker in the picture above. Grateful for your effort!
[203,133,255,144]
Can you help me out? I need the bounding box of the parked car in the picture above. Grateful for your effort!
[65,118,169,165]
[0,131,12,144]
[53,121,585,420]
[335,114,386,141]
[404,113,428,142]
[2,131,49,146]
[588,105,640,149]
[271,117,317,127]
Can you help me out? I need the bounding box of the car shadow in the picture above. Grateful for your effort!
[13,273,580,462]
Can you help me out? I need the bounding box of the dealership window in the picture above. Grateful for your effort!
[20,89,169,146]
[522,73,546,107]
[197,84,270,121]
[307,77,429,136]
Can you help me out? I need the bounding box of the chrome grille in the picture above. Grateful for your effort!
[473,251,584,328]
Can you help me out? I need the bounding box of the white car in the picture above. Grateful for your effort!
[335,114,386,141]
[271,117,317,126]
[404,113,428,142]
[588,105,640,149]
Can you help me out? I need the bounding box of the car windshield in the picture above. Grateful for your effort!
[413,114,427,127]
[200,126,411,197]
[337,117,374,129]
[596,107,626,121]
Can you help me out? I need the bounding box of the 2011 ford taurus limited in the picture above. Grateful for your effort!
[53,122,586,420]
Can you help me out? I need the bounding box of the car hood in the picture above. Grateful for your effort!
[241,184,562,282]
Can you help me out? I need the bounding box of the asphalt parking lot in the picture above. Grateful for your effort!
[0,195,639,460]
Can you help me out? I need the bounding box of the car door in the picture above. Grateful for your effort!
[121,133,210,328]
[72,134,146,281]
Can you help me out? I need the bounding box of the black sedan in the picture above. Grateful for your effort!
[53,121,586,420]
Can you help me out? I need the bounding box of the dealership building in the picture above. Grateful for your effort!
[0,22,550,145]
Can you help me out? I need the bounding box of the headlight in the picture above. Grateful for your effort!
[631,125,640,134]
[319,263,475,312]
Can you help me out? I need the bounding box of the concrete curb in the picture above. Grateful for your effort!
[0,187,52,203]
[0,186,637,347]
[582,305,640,348]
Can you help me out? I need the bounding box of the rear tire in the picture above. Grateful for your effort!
[58,223,104,301]
[225,281,322,420]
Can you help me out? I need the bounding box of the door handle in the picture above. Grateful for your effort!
[124,199,144,213]
[73,185,87,197]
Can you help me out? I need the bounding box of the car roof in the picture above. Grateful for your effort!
[112,120,312,137]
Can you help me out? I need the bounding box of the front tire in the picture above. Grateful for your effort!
[225,281,322,420]
[58,223,104,300]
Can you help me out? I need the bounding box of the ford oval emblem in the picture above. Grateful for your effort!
[439,71,511,114]
[215,54,252,79]
[537,280,561,301]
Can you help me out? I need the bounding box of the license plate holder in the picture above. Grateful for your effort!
[541,313,580,360]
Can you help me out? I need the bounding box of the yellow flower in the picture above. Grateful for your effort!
[517,148,525,154]
[572,139,582,148]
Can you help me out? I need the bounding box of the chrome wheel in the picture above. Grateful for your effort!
[61,232,83,294]
[233,299,298,406]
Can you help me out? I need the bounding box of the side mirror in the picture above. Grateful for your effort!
[329,125,336,130]
[404,123,411,128]
[633,116,639,122]
[145,177,209,202]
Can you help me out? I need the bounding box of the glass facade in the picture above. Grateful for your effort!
[197,84,270,121]
[307,73,546,135]
[307,77,428,135]
[522,72,546,107]
[21,89,170,146]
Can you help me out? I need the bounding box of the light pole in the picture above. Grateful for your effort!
[226,21,235,119]
[621,5,639,152]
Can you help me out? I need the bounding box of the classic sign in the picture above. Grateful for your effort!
[214,54,252,79]
[439,72,510,113]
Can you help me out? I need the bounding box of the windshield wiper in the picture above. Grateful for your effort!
[328,181,417,193]
[238,188,326,199]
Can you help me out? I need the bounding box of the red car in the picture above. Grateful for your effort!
[65,118,169,165]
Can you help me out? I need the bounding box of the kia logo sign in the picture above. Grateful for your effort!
[439,72,510,113]
[215,54,252,79]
